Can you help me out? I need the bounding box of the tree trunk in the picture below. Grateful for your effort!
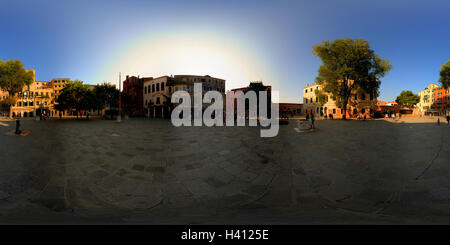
[342,100,349,120]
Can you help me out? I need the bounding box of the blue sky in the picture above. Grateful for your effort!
[0,0,449,103]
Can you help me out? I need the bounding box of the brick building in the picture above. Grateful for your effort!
[123,75,152,117]
[431,86,450,116]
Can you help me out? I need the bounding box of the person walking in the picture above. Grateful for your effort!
[437,117,440,125]
[446,114,450,125]
[311,113,315,129]
[305,113,309,121]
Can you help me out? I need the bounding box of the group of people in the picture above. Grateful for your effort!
[438,115,450,125]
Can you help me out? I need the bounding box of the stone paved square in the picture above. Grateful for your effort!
[0,117,450,224]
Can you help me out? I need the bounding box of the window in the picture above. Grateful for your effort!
[361,94,366,100]
[169,87,172,93]
[305,98,308,103]
[310,88,312,92]
[156,83,160,91]
[152,84,155,93]
[161,82,165,91]
[316,97,318,102]
[305,90,307,93]
[156,97,160,104]
[145,86,147,94]
[370,93,373,100]
[333,109,336,114]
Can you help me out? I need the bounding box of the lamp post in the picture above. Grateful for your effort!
[117,72,122,123]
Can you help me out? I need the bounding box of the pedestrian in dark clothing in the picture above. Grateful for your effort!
[305,113,309,121]
[447,115,450,125]
[437,118,440,125]
[311,113,315,129]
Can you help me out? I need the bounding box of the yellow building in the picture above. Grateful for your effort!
[302,82,377,118]
[417,83,440,116]
[5,69,73,118]
[50,78,70,116]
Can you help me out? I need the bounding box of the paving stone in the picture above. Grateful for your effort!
[132,164,145,171]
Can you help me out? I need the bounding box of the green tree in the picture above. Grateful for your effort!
[312,38,391,119]
[55,80,95,119]
[439,60,450,89]
[314,89,328,107]
[395,90,420,108]
[94,83,118,119]
[0,60,35,118]
[247,81,271,117]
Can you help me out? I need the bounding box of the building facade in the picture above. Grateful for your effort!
[123,75,149,117]
[143,76,172,118]
[143,75,226,118]
[302,82,377,118]
[417,83,440,116]
[277,103,303,117]
[50,78,70,116]
[431,86,450,115]
[8,69,55,117]
[229,82,272,118]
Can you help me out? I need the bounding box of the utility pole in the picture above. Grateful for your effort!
[117,72,122,123]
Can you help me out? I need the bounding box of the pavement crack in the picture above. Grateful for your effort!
[415,127,445,180]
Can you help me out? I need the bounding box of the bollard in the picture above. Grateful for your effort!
[15,119,22,135]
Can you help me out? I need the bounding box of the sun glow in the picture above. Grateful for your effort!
[99,31,276,91]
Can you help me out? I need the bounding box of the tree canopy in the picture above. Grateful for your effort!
[395,90,420,108]
[55,80,97,118]
[0,60,35,117]
[94,82,118,110]
[439,60,450,89]
[312,38,391,119]
[314,89,328,107]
